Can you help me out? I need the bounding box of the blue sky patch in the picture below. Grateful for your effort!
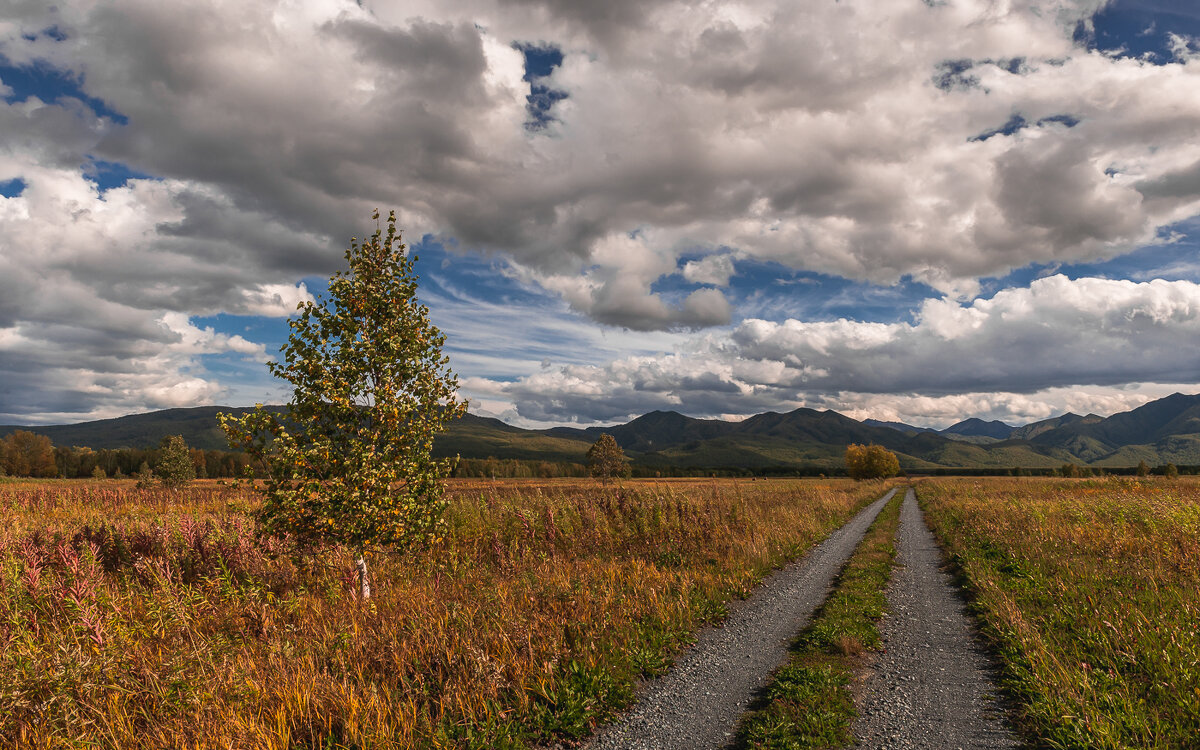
[1077,0,1200,62]
[970,112,1079,141]
[82,158,156,193]
[515,43,567,129]
[0,58,127,124]
[0,177,26,198]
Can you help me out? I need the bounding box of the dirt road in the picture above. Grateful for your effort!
[852,489,1018,749]
[586,489,898,750]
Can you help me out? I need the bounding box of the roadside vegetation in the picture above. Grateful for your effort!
[0,476,886,748]
[920,477,1200,749]
[735,488,903,749]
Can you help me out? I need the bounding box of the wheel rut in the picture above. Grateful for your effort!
[585,489,898,750]
[852,489,1018,749]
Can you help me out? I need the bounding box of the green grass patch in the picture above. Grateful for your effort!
[734,489,904,749]
[919,477,1200,749]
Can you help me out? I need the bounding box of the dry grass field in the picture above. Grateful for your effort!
[920,477,1200,749]
[0,476,885,749]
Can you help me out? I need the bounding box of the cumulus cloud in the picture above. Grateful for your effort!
[2,0,1200,420]
[0,163,302,420]
[493,275,1200,424]
[7,1,1200,306]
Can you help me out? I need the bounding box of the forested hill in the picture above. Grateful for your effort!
[4,393,1200,470]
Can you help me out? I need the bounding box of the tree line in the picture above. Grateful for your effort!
[0,429,255,479]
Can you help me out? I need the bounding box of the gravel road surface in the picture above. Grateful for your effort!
[853,489,1018,749]
[586,489,897,750]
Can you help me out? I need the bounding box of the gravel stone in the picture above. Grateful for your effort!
[585,489,898,750]
[852,489,1018,749]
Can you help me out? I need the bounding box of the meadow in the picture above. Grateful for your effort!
[920,477,1200,749]
[0,476,886,749]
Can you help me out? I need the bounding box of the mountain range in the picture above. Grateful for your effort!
[4,393,1200,470]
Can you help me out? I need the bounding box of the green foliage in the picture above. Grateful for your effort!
[133,460,155,489]
[155,435,196,488]
[1136,459,1150,477]
[1164,462,1179,479]
[587,434,630,483]
[843,444,899,480]
[220,210,466,557]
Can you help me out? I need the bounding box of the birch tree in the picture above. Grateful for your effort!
[221,210,465,599]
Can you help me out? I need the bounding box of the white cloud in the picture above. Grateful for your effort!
[682,253,736,286]
[6,0,1200,318]
[2,0,1200,420]
[490,275,1200,424]
[237,283,314,317]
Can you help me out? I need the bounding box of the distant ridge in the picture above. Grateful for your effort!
[3,393,1200,470]
[1009,412,1100,441]
[864,419,936,434]
[940,418,1015,440]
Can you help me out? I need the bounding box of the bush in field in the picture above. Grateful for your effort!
[133,460,155,488]
[1136,459,1150,477]
[844,443,899,480]
[1,430,57,477]
[221,210,465,599]
[1164,462,1179,479]
[587,433,630,483]
[155,435,196,488]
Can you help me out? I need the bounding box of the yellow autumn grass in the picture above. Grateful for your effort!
[1,476,889,749]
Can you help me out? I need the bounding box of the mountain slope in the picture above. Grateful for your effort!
[0,406,274,451]
[941,418,1015,440]
[864,419,936,434]
[1009,412,1100,441]
[5,392,1200,469]
[1031,393,1200,454]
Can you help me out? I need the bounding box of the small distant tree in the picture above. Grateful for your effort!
[845,443,900,480]
[587,433,630,483]
[1136,459,1150,477]
[91,465,107,479]
[1165,462,1179,479]
[155,435,196,488]
[134,460,155,488]
[221,210,465,600]
[1060,463,1081,478]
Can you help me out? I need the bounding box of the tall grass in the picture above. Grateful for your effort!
[0,477,886,748]
[920,477,1200,749]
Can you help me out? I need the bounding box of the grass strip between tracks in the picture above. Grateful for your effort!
[733,488,904,749]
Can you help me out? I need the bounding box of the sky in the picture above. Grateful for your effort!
[2,0,1200,430]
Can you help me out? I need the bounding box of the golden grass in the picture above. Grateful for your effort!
[0,476,888,749]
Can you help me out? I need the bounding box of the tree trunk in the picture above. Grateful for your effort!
[356,546,371,600]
